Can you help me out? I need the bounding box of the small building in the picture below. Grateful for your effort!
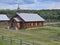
[0,14,10,26]
[10,13,45,30]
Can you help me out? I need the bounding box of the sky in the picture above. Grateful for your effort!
[0,0,60,10]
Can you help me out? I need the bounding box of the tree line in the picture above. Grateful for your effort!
[0,9,60,21]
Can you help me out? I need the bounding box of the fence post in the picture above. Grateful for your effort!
[10,37,12,44]
[33,41,34,45]
[1,35,4,40]
[20,39,22,45]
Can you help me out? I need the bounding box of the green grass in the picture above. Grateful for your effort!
[0,23,60,45]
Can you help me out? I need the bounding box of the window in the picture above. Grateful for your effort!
[33,23,35,26]
[37,22,39,26]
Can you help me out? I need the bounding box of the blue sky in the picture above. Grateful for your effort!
[0,0,60,10]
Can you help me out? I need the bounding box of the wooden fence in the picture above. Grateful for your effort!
[0,35,41,45]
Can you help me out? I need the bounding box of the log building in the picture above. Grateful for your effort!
[0,14,9,26]
[10,13,45,30]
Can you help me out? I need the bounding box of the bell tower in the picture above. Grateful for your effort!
[17,3,20,12]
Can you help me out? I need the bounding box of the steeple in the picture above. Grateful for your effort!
[17,3,20,12]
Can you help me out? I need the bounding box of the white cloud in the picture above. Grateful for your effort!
[0,0,60,10]
[43,2,60,9]
[20,2,60,10]
[0,3,17,10]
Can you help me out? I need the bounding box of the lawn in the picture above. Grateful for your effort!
[0,22,60,45]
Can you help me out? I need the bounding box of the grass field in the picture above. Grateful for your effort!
[0,22,60,45]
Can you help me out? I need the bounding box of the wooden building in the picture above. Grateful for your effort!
[0,14,10,26]
[10,13,45,30]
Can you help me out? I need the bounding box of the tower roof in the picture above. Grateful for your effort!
[17,3,20,12]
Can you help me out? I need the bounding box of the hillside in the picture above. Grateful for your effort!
[0,22,60,45]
